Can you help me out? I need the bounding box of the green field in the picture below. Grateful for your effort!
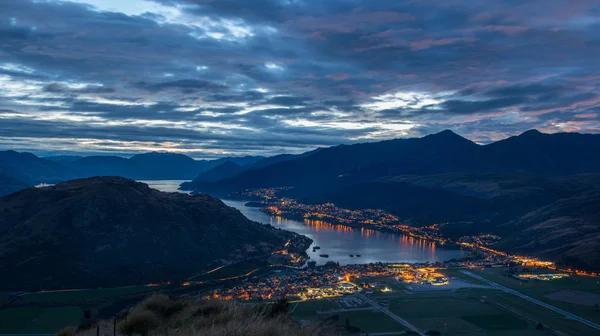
[291,299,339,318]
[0,292,17,304]
[292,299,405,334]
[16,285,162,304]
[389,295,540,335]
[461,314,528,331]
[469,268,600,325]
[336,310,405,334]
[0,306,84,334]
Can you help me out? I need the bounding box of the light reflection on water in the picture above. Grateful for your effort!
[141,181,467,266]
[139,180,190,194]
[223,199,467,266]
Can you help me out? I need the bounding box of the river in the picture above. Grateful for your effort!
[142,180,468,265]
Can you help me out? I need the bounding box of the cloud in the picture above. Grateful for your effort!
[133,79,228,93]
[0,0,599,157]
[43,83,116,94]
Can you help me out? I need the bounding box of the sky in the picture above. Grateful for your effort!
[1,0,600,158]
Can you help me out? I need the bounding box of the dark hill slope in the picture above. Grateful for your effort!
[0,173,30,197]
[187,161,245,183]
[500,189,600,271]
[479,130,600,174]
[193,130,480,196]
[0,150,71,184]
[192,130,600,198]
[0,177,307,291]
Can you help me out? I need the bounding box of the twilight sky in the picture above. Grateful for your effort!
[1,0,600,158]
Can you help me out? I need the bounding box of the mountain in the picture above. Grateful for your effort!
[0,150,72,184]
[57,153,266,180]
[44,155,84,165]
[69,156,140,178]
[189,130,481,196]
[180,151,320,191]
[500,187,600,271]
[191,130,600,198]
[186,161,245,184]
[477,130,600,175]
[0,177,310,291]
[211,155,266,167]
[0,172,30,197]
[129,152,203,179]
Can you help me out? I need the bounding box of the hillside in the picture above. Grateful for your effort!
[0,172,30,197]
[186,161,245,184]
[311,173,600,268]
[74,295,333,336]
[500,188,600,271]
[0,177,310,291]
[191,130,600,198]
[0,150,71,184]
[60,153,265,180]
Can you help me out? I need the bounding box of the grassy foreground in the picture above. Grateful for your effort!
[67,295,335,336]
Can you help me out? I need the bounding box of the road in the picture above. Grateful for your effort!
[358,293,426,336]
[461,270,600,331]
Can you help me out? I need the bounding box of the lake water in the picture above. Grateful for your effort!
[142,180,468,265]
[138,180,190,194]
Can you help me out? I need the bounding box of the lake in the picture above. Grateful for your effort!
[142,180,468,265]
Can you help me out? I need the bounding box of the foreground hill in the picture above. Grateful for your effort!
[75,295,332,336]
[0,177,309,291]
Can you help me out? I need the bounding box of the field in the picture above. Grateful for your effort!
[336,310,405,334]
[290,271,600,336]
[0,306,84,334]
[469,267,600,325]
[291,299,405,334]
[387,293,541,335]
[191,260,268,281]
[15,285,163,304]
[0,292,17,304]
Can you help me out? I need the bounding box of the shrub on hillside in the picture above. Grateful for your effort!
[75,295,334,336]
[119,309,161,335]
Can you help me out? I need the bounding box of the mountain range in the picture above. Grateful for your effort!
[188,130,600,196]
[0,151,267,197]
[185,130,600,270]
[2,130,600,271]
[0,177,310,290]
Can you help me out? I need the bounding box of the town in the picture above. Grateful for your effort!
[201,252,576,303]
[235,187,593,275]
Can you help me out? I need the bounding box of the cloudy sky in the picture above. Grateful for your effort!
[1,0,600,158]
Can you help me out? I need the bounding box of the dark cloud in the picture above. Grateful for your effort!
[0,0,599,157]
[133,80,228,93]
[43,83,116,94]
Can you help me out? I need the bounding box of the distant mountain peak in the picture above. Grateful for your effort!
[425,129,474,144]
[519,129,543,137]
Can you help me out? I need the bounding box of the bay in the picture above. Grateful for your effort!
[142,180,468,265]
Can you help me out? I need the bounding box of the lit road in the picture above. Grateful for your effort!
[358,293,425,336]
[461,270,600,331]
